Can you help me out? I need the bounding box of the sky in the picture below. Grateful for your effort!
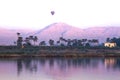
[0,0,120,30]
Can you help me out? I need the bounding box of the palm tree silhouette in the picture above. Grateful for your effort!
[33,36,38,46]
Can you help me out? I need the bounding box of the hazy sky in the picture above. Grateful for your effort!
[0,0,120,30]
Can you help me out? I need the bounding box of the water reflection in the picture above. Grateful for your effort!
[17,58,38,75]
[104,58,120,70]
[17,59,22,75]
[0,58,120,80]
[16,58,120,75]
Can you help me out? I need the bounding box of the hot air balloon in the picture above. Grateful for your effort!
[51,11,55,15]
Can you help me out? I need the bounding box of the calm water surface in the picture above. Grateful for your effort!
[0,57,120,80]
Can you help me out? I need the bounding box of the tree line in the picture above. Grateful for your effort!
[16,32,99,48]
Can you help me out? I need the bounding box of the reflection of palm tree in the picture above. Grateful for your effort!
[49,59,54,68]
[17,59,22,75]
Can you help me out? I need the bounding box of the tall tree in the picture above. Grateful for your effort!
[56,41,60,46]
[110,37,120,47]
[106,37,110,42]
[81,39,87,46]
[39,41,46,46]
[49,39,54,46]
[29,35,34,45]
[59,37,67,46]
[24,37,31,46]
[16,32,23,48]
[67,39,72,46]
[33,36,38,46]
[17,32,20,37]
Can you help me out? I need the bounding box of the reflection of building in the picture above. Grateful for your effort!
[104,42,117,48]
[104,58,116,68]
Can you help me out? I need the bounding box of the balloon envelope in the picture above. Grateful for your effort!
[51,11,55,15]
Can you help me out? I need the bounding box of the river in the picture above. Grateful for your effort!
[0,57,120,80]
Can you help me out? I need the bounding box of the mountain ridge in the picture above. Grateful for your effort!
[1,23,120,45]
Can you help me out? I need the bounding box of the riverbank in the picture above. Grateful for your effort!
[0,53,120,58]
[0,48,120,58]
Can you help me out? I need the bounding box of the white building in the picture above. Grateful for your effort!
[104,42,117,48]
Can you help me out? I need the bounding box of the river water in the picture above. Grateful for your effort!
[0,57,120,80]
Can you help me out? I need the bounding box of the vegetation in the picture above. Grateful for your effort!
[15,32,101,49]
[106,37,120,47]
[0,32,120,57]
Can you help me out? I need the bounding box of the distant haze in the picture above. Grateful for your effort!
[0,0,120,30]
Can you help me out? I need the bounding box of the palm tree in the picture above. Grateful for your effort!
[67,39,71,46]
[56,41,60,46]
[29,35,34,45]
[17,32,20,37]
[81,39,87,46]
[72,39,78,47]
[82,39,87,42]
[24,37,30,45]
[106,37,110,42]
[78,40,82,46]
[33,36,38,46]
[59,37,67,46]
[92,39,99,43]
[49,39,54,46]
[39,41,46,46]
[91,39,99,46]
[16,32,23,48]
[14,41,16,45]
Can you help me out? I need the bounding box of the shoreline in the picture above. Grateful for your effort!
[0,50,120,58]
[0,46,120,58]
[0,53,120,58]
